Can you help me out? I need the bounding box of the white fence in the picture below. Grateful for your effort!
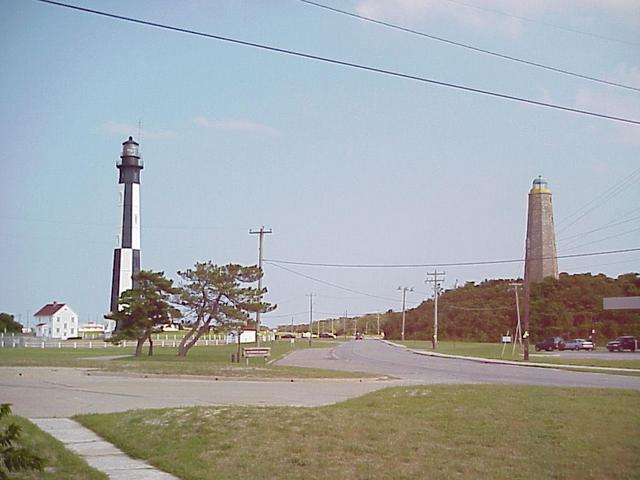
[0,335,226,349]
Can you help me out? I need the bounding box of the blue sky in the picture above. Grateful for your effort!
[1,0,639,329]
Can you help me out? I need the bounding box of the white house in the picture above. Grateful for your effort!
[225,329,256,344]
[33,302,79,340]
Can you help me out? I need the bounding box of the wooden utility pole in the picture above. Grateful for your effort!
[510,283,523,356]
[523,240,530,361]
[426,271,445,350]
[398,286,413,341]
[307,293,314,346]
[343,312,347,340]
[249,226,272,346]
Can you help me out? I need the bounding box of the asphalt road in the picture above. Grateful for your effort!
[277,340,640,390]
[3,341,638,418]
[0,367,392,418]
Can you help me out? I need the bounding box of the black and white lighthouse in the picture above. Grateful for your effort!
[109,136,143,328]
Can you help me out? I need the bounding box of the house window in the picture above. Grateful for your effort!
[70,328,74,334]
[56,328,60,333]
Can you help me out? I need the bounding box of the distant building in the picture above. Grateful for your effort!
[78,322,105,339]
[524,176,559,283]
[225,329,256,344]
[33,302,78,340]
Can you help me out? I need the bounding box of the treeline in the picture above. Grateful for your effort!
[379,273,639,343]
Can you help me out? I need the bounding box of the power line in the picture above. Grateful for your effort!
[444,304,513,311]
[556,167,640,233]
[37,0,640,126]
[561,227,640,253]
[265,261,400,302]
[297,0,640,93]
[559,256,640,271]
[262,310,308,319]
[559,213,640,244]
[265,247,640,269]
[437,0,638,46]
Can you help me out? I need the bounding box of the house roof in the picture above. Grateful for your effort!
[34,302,65,317]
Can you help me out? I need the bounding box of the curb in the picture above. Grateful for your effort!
[381,340,640,374]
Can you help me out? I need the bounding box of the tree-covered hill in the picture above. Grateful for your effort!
[380,273,639,344]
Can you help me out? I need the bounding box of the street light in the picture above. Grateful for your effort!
[398,286,413,341]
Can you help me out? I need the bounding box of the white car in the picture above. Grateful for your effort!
[561,338,594,351]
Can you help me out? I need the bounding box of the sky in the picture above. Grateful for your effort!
[1,0,639,330]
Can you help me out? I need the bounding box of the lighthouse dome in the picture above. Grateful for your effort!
[531,176,550,193]
[121,136,140,158]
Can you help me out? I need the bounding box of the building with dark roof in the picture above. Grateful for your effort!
[33,302,78,340]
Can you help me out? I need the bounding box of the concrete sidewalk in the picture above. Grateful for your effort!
[30,418,178,480]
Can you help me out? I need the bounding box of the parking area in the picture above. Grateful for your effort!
[532,350,639,361]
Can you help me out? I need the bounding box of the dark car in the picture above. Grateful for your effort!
[606,336,637,352]
[534,336,564,352]
[278,333,296,339]
[319,332,336,339]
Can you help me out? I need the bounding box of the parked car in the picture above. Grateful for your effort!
[319,332,336,339]
[278,333,296,339]
[560,338,594,351]
[534,336,565,352]
[606,336,637,352]
[355,333,364,340]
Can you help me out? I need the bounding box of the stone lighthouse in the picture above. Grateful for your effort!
[108,137,143,330]
[524,176,559,283]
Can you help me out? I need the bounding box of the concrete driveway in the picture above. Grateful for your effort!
[0,366,393,417]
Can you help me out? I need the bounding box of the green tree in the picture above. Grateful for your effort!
[176,262,274,357]
[378,272,639,343]
[106,270,181,357]
[0,404,44,479]
[0,313,22,334]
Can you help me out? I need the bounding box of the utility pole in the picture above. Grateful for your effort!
[249,226,272,346]
[377,313,380,336]
[510,283,523,356]
[307,293,314,346]
[426,271,445,350]
[398,286,413,341]
[343,311,347,340]
[523,238,531,361]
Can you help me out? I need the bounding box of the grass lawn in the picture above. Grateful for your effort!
[399,340,640,372]
[75,385,640,480]
[0,341,371,379]
[1,415,107,479]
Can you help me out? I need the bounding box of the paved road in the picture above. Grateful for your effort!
[277,340,640,390]
[3,341,638,418]
[0,367,392,417]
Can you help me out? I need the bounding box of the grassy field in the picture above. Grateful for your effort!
[1,415,106,479]
[399,340,640,371]
[76,384,640,480]
[0,341,371,379]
